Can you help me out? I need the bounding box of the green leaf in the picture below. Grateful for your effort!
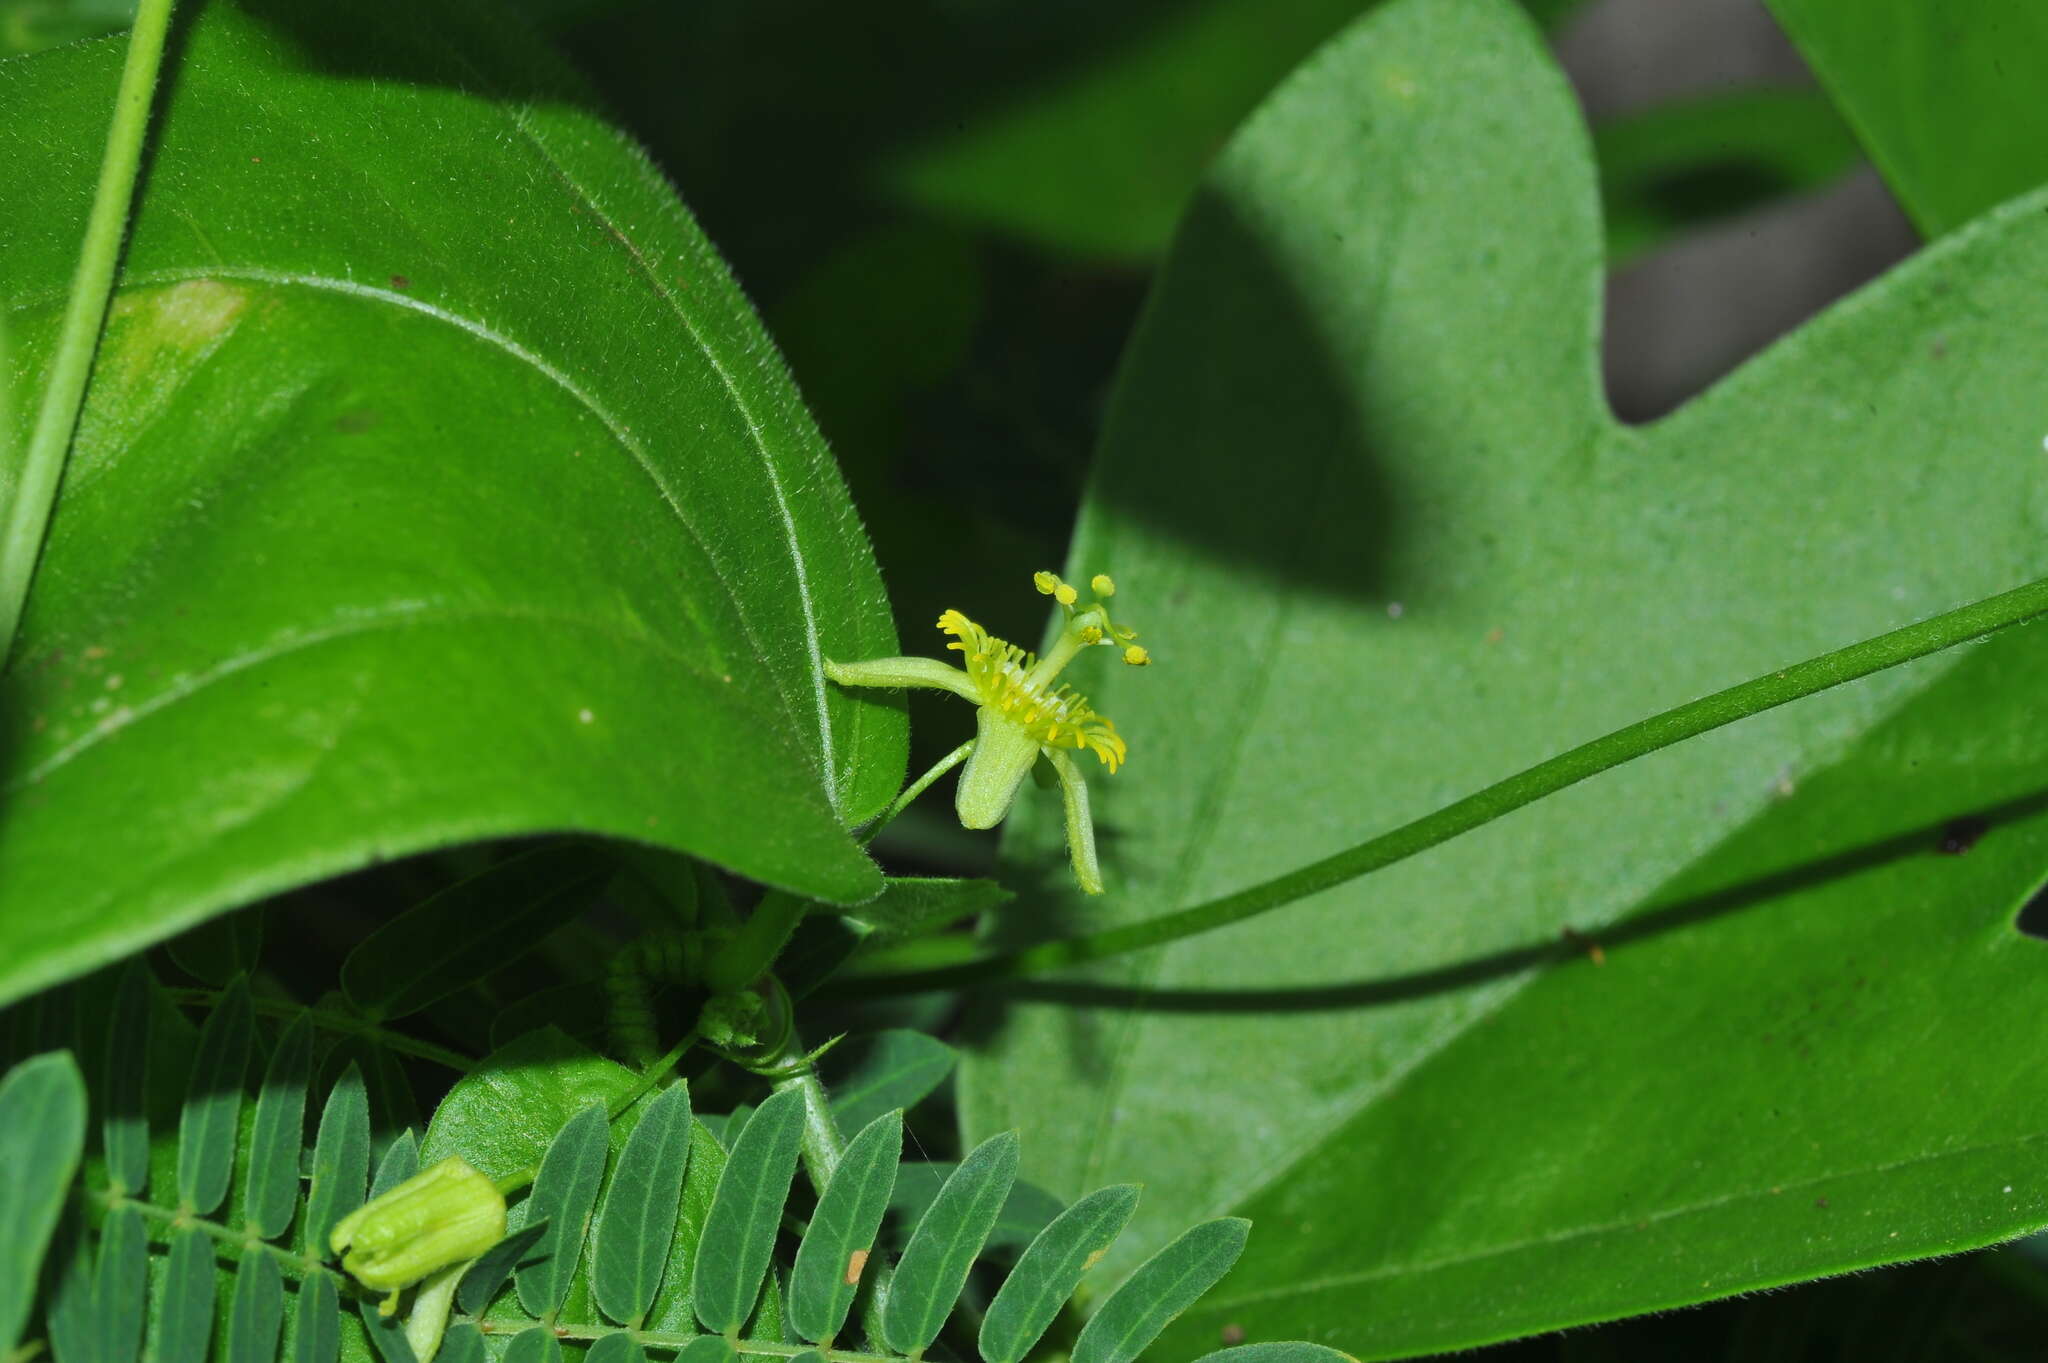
[584,1335,647,1363]
[43,1207,94,1363]
[436,1323,489,1363]
[0,1052,85,1354]
[1072,1218,1248,1363]
[99,959,152,1196]
[158,1228,217,1363]
[225,1253,286,1363]
[643,1119,730,1336]
[672,1337,734,1363]
[882,1129,1020,1356]
[980,1184,1141,1363]
[846,877,1014,948]
[421,1028,638,1184]
[341,843,613,1021]
[177,974,252,1215]
[885,1163,1063,1257]
[0,0,900,1008]
[1191,1347,1355,1363]
[304,1064,371,1254]
[1592,87,1861,264]
[502,1325,563,1363]
[356,1296,419,1363]
[165,909,265,988]
[245,1012,313,1238]
[290,1272,339,1363]
[93,1205,146,1363]
[790,1110,902,1344]
[457,1219,549,1317]
[593,1081,694,1326]
[516,1102,610,1318]
[1766,0,2048,236]
[691,1085,806,1334]
[372,1130,420,1197]
[824,1031,956,1137]
[880,0,1579,262]
[960,0,2048,1355]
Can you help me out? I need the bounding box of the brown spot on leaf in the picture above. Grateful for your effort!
[845,1249,868,1286]
[390,274,411,290]
[1221,1325,1246,1346]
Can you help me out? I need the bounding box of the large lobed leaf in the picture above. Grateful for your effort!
[0,0,902,1006]
[961,0,2048,1356]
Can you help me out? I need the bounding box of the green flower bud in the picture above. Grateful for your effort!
[329,1156,506,1296]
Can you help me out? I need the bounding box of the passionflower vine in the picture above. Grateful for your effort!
[825,571,1150,895]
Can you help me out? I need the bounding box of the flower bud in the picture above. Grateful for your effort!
[329,1156,506,1294]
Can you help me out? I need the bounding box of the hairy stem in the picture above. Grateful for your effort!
[0,0,177,660]
[769,1033,845,1193]
[846,574,2048,993]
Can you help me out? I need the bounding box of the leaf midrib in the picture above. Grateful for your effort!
[6,595,771,796]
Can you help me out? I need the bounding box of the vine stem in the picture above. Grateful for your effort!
[844,574,2048,994]
[159,987,477,1070]
[0,0,177,659]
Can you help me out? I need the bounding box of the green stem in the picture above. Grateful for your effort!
[846,574,2048,994]
[769,1033,845,1193]
[704,889,810,995]
[159,988,476,1071]
[0,0,176,660]
[861,740,975,846]
[469,1318,897,1361]
[100,1189,344,1284]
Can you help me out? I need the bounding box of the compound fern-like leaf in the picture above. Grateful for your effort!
[246,1012,314,1238]
[1072,1218,1251,1363]
[980,1183,1141,1363]
[790,1109,902,1345]
[0,1052,85,1354]
[177,974,252,1215]
[692,1086,806,1335]
[515,1102,609,1319]
[594,1081,694,1327]
[883,1129,1020,1356]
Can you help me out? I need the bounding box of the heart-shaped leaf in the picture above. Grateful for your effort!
[961,0,2048,1356]
[0,0,902,1006]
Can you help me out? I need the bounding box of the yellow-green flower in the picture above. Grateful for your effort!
[329,1156,506,1309]
[825,571,1150,894]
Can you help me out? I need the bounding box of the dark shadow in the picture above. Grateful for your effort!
[990,785,2048,1014]
[1079,185,1420,603]
[2013,878,2048,942]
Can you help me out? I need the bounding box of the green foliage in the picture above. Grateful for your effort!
[7,0,2048,1357]
[884,1131,1022,1355]
[0,0,902,1008]
[341,843,614,1023]
[823,1031,957,1138]
[0,964,1263,1363]
[789,1111,902,1345]
[0,1052,84,1354]
[962,0,2048,1355]
[693,1087,807,1335]
[1768,0,2048,237]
